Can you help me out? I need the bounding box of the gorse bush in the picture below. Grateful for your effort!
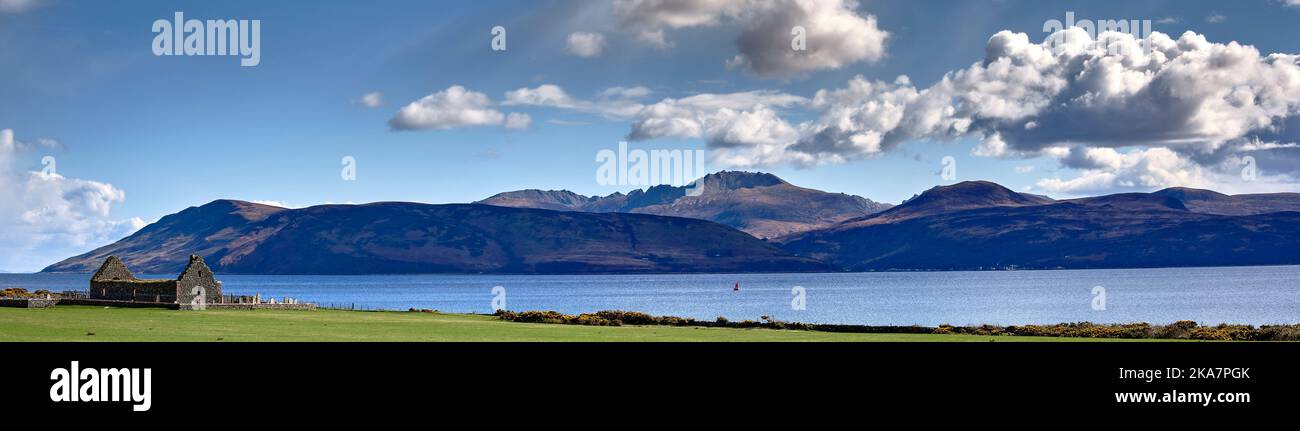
[492,309,1300,341]
[492,310,623,326]
[594,310,661,325]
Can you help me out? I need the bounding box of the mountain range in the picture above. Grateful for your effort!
[42,172,1300,274]
[43,199,830,274]
[780,181,1300,270]
[477,171,893,239]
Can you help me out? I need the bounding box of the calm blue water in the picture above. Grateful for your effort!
[4,266,1299,326]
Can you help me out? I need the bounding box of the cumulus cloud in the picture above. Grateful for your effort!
[503,84,646,119]
[482,28,1300,192]
[583,27,1300,194]
[389,85,530,131]
[1034,147,1212,194]
[0,129,142,272]
[726,0,888,77]
[615,0,889,77]
[498,81,809,165]
[692,28,1300,177]
[624,90,806,142]
[945,29,1300,169]
[355,92,383,108]
[622,91,809,166]
[566,32,607,57]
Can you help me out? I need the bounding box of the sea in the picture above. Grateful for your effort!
[4,265,1299,326]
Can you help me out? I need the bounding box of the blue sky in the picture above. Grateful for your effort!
[3,0,1300,271]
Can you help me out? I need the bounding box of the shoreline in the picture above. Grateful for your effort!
[1,305,1294,342]
[492,309,1300,341]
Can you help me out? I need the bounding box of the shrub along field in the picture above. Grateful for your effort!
[0,305,1141,342]
[495,310,1300,341]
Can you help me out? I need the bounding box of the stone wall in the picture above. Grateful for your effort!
[188,303,317,311]
[57,298,181,309]
[176,255,222,306]
[0,298,58,308]
[88,280,178,302]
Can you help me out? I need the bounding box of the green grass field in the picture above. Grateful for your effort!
[0,305,1151,342]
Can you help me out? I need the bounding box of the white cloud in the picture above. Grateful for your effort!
[504,112,532,130]
[728,28,1300,173]
[249,200,294,208]
[566,32,606,57]
[615,0,889,77]
[599,85,653,99]
[356,92,383,108]
[614,0,737,29]
[1034,147,1212,194]
[503,84,575,107]
[626,90,807,142]
[503,84,645,119]
[1,128,62,152]
[389,85,529,131]
[482,28,1300,190]
[587,26,1300,194]
[1205,13,1227,23]
[972,134,1010,158]
[506,84,763,135]
[726,0,889,77]
[0,129,142,272]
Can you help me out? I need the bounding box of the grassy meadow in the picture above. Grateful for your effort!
[0,305,1139,342]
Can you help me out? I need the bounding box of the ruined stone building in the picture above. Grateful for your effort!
[89,255,222,304]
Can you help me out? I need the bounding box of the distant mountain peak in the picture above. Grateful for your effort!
[691,170,788,191]
[192,199,287,222]
[817,180,1054,233]
[474,189,595,211]
[1153,187,1231,201]
[477,170,891,238]
[901,180,1053,210]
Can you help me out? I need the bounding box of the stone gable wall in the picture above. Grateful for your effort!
[176,256,222,305]
[90,257,136,282]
